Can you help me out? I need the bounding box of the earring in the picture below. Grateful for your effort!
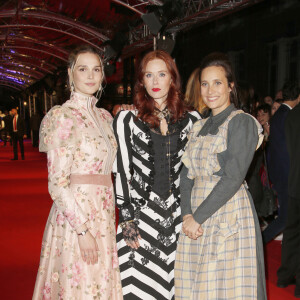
[96,86,102,99]
[70,82,75,93]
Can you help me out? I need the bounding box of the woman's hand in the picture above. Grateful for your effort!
[78,231,99,265]
[263,122,270,137]
[121,221,141,250]
[182,214,203,240]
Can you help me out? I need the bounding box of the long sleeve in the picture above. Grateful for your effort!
[180,165,194,218]
[193,114,259,224]
[113,111,135,223]
[39,105,87,230]
[47,146,88,229]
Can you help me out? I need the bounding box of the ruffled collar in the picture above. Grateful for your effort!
[69,92,98,108]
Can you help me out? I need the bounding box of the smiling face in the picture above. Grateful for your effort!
[143,58,172,108]
[68,52,103,97]
[200,66,232,116]
[257,109,270,126]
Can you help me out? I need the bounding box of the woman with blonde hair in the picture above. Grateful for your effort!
[184,67,207,115]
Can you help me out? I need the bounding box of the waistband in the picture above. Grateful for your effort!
[70,174,112,187]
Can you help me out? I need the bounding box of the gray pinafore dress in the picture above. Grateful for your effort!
[175,110,264,299]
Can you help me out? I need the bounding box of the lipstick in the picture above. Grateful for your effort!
[152,88,161,92]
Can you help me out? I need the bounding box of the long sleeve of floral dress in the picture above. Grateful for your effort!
[47,147,88,229]
[39,106,87,229]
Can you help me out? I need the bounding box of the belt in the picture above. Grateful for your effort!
[70,174,112,187]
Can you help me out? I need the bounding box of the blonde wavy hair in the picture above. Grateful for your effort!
[184,67,207,114]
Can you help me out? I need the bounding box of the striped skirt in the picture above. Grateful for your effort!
[117,190,181,300]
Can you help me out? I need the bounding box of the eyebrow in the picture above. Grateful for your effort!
[76,64,101,67]
[144,69,168,73]
[201,78,223,82]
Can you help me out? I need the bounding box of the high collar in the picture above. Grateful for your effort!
[69,92,98,108]
[210,103,235,124]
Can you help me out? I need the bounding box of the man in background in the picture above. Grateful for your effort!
[30,112,41,147]
[262,81,299,244]
[10,108,26,160]
[277,95,300,297]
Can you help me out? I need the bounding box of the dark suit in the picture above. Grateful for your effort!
[30,113,41,147]
[277,103,300,287]
[262,104,291,243]
[10,114,26,159]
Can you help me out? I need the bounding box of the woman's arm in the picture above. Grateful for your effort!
[41,106,98,264]
[180,165,194,218]
[113,111,141,249]
[47,147,88,229]
[39,106,88,229]
[113,111,134,223]
[48,147,99,264]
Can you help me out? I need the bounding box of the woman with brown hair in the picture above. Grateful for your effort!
[175,52,266,299]
[33,45,123,299]
[113,50,200,299]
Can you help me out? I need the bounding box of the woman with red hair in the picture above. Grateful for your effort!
[113,50,200,299]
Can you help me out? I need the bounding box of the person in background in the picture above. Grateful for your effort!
[271,98,283,116]
[256,103,271,141]
[0,111,5,142]
[10,108,26,160]
[113,50,200,300]
[277,94,300,298]
[184,67,208,116]
[264,95,273,106]
[262,81,300,244]
[2,111,13,146]
[33,44,123,300]
[30,112,42,147]
[112,104,121,117]
[175,52,266,299]
[236,81,254,113]
[275,90,283,100]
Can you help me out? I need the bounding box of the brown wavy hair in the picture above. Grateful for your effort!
[134,50,187,128]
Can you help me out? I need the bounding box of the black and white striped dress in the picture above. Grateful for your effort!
[113,110,200,300]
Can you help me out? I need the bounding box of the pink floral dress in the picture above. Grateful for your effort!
[33,92,123,300]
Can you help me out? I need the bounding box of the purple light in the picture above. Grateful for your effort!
[0,74,26,85]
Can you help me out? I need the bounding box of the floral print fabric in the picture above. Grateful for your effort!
[33,92,123,300]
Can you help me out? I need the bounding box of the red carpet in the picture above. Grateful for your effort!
[0,140,297,299]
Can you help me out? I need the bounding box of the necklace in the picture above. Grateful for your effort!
[154,107,172,122]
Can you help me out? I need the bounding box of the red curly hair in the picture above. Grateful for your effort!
[134,50,187,128]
